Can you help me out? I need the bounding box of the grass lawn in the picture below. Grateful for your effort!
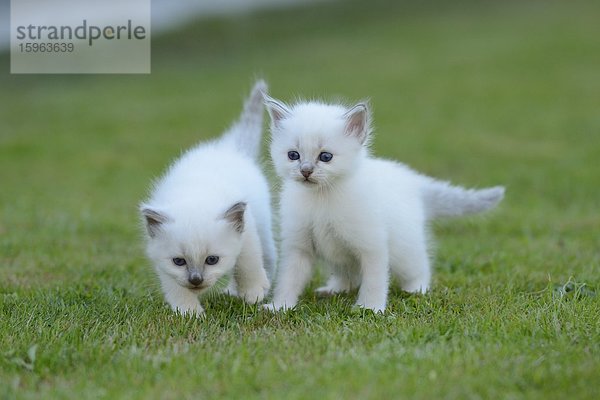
[1,0,599,398]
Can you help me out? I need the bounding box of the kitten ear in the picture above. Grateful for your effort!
[223,202,247,233]
[264,94,291,129]
[140,205,170,237]
[343,103,370,144]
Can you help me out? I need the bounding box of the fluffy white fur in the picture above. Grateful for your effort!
[264,97,504,312]
[140,81,275,316]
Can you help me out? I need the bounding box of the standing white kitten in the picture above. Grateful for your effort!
[140,81,275,316]
[264,96,504,312]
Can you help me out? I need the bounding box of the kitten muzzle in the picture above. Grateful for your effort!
[300,162,314,179]
[187,271,204,288]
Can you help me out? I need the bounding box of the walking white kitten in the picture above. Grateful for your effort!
[140,81,275,316]
[264,96,504,312]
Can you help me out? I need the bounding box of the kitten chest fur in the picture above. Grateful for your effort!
[285,173,389,273]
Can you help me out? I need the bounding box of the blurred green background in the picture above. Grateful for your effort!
[1,0,599,398]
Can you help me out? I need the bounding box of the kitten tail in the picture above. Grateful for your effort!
[222,80,268,160]
[421,179,505,219]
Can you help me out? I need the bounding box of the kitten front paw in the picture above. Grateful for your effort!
[222,279,238,297]
[353,301,385,314]
[262,302,293,312]
[171,302,205,317]
[237,272,270,304]
[238,287,267,304]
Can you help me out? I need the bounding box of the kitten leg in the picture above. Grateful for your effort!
[253,203,277,280]
[223,277,238,297]
[397,251,431,294]
[258,219,277,281]
[355,250,390,313]
[391,235,431,294]
[157,271,204,316]
[315,272,353,297]
[265,247,314,311]
[265,193,314,311]
[402,275,430,294]
[234,226,270,304]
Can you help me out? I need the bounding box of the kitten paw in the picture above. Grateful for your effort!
[353,301,385,314]
[262,302,293,312]
[315,285,346,297]
[401,280,429,294]
[315,275,352,297]
[237,273,270,304]
[237,283,269,304]
[222,280,238,297]
[172,303,205,317]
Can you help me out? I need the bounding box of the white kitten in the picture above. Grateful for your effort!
[264,97,504,312]
[140,81,275,316]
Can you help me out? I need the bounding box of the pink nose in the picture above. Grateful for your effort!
[300,162,314,179]
[300,169,312,178]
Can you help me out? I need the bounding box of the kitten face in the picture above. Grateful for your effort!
[142,203,245,292]
[266,99,370,188]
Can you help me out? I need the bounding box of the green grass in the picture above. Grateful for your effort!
[1,0,599,398]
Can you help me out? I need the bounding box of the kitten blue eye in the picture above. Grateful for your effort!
[205,255,220,265]
[319,152,333,162]
[288,151,300,161]
[172,257,187,266]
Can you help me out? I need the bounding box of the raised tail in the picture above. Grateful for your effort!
[421,178,505,219]
[222,80,268,160]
